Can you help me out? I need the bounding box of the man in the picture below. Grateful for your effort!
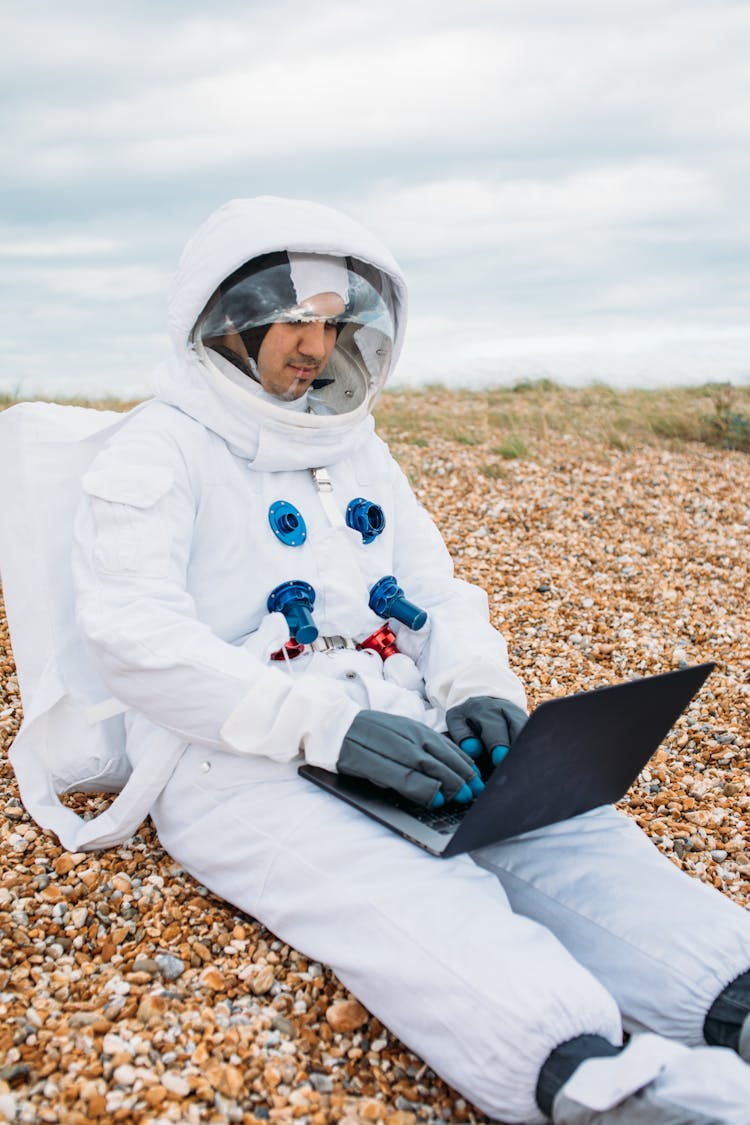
[17,197,750,1121]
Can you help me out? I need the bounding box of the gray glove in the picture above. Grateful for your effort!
[338,710,484,809]
[445,696,528,766]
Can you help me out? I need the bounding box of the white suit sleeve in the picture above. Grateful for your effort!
[384,449,527,713]
[72,442,358,771]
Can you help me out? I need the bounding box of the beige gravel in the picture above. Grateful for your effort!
[1,416,748,1125]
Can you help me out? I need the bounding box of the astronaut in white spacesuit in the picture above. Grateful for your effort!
[68,197,750,1123]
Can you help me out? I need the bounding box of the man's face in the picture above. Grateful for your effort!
[257,292,345,401]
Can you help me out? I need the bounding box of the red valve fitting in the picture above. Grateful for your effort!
[271,624,401,662]
[358,623,399,661]
[270,638,306,661]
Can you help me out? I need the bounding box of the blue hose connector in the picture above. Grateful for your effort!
[346,497,385,544]
[267,580,318,644]
[268,501,307,547]
[368,575,427,631]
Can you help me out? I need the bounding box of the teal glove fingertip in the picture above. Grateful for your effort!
[491,745,509,766]
[460,737,483,758]
[468,773,485,797]
[430,790,446,809]
[453,783,474,804]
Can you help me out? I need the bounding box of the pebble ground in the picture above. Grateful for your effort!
[1,415,748,1125]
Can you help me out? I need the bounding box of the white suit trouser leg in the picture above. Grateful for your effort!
[152,747,622,1124]
[472,804,750,1046]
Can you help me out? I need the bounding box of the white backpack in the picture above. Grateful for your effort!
[0,400,179,851]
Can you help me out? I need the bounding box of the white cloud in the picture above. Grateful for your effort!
[0,237,120,258]
[357,162,718,257]
[8,2,748,175]
[1,0,749,394]
[38,264,169,301]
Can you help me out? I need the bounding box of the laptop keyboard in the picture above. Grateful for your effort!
[404,803,468,835]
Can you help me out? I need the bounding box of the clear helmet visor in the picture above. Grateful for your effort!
[193,251,397,413]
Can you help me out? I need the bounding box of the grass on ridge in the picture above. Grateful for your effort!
[2,380,749,455]
[374,380,750,455]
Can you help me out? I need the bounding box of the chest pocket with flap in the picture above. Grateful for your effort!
[82,464,177,578]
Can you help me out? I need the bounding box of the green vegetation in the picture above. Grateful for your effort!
[3,380,749,455]
[375,380,750,455]
[492,434,528,460]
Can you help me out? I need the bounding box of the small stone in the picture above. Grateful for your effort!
[191,1042,210,1066]
[137,994,168,1026]
[308,1072,334,1093]
[271,1015,297,1037]
[325,999,369,1032]
[162,1072,190,1097]
[88,1089,108,1116]
[200,966,225,990]
[0,1064,31,1086]
[112,1064,137,1087]
[52,852,86,875]
[216,1064,244,1098]
[394,1096,418,1113]
[39,884,63,902]
[712,850,728,862]
[249,964,275,995]
[263,1063,282,1089]
[131,958,160,976]
[154,953,186,980]
[69,906,89,928]
[143,1086,168,1106]
[68,1011,107,1029]
[360,1099,383,1120]
[0,1095,17,1121]
[102,1032,134,1057]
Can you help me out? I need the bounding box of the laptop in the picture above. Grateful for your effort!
[298,663,714,857]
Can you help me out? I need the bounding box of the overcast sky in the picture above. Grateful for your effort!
[2,0,749,398]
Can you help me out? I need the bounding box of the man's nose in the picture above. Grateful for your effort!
[295,321,328,358]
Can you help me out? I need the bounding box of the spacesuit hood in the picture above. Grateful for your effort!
[154,197,408,468]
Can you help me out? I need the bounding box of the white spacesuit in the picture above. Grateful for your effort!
[4,197,750,1122]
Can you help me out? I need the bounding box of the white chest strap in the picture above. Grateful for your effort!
[311,466,346,528]
[85,697,129,724]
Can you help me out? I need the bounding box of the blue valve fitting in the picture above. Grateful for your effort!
[268,501,307,547]
[346,497,385,545]
[267,580,318,644]
[368,575,427,631]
